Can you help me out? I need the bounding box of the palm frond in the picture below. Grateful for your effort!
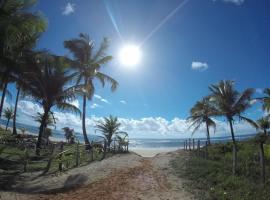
[56,102,81,116]
[95,72,118,91]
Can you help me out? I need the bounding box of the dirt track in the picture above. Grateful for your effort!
[0,151,194,200]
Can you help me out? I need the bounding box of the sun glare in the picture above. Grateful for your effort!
[118,44,141,67]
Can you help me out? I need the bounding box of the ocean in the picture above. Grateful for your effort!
[0,119,256,149]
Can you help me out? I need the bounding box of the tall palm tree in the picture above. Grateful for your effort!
[23,52,81,155]
[64,33,118,148]
[209,80,255,175]
[95,115,126,150]
[187,97,217,145]
[249,117,270,184]
[0,0,47,117]
[3,107,14,131]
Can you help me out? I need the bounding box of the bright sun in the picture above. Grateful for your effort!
[118,44,141,67]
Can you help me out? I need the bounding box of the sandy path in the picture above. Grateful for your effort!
[0,151,194,200]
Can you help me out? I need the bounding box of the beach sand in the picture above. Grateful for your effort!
[0,150,194,200]
[131,147,180,157]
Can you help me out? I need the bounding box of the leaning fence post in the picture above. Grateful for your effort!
[91,142,94,161]
[102,139,107,160]
[58,142,64,172]
[197,140,200,156]
[76,141,80,167]
[43,144,55,174]
[23,147,29,172]
[113,139,116,153]
[204,141,208,159]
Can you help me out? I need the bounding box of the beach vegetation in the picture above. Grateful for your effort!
[95,115,127,150]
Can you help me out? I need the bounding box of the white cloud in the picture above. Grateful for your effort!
[68,99,79,108]
[120,100,127,104]
[94,94,110,104]
[90,103,101,109]
[62,3,75,15]
[213,0,245,5]
[14,100,257,139]
[256,88,263,94]
[18,100,43,117]
[191,61,209,71]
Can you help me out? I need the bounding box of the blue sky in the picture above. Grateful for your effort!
[3,0,270,138]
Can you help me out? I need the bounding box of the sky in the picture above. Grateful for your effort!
[2,0,270,139]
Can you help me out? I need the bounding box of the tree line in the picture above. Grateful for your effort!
[0,0,119,155]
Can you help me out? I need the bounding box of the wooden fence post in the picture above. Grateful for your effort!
[113,139,116,153]
[43,144,55,174]
[197,140,200,156]
[91,142,94,161]
[193,139,195,150]
[204,141,208,159]
[102,139,107,160]
[76,141,80,167]
[23,147,28,172]
[58,142,64,172]
[189,139,191,151]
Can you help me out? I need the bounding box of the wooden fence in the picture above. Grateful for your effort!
[183,138,209,158]
[0,137,129,174]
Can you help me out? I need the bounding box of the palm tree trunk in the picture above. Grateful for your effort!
[206,123,211,145]
[82,94,91,149]
[259,141,265,184]
[0,81,8,118]
[5,119,10,131]
[229,119,237,175]
[12,87,21,135]
[264,129,267,135]
[36,108,49,155]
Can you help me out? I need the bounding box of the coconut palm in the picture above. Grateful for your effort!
[187,96,217,145]
[62,127,75,144]
[0,0,47,117]
[115,132,129,152]
[95,115,125,150]
[3,107,14,131]
[209,80,255,175]
[34,112,56,129]
[23,52,81,155]
[248,117,270,184]
[64,33,118,148]
[256,88,270,115]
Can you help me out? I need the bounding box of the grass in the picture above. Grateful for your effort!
[171,139,270,200]
[0,127,113,174]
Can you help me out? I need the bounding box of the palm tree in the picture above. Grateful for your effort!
[209,80,255,175]
[62,127,75,144]
[95,115,125,150]
[23,52,81,155]
[3,107,14,131]
[0,0,47,117]
[187,97,217,145]
[249,117,270,184]
[256,88,270,115]
[64,33,118,148]
[115,132,129,152]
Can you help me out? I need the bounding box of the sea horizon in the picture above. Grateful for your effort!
[0,119,256,150]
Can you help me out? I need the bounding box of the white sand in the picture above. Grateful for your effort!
[130,147,180,157]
